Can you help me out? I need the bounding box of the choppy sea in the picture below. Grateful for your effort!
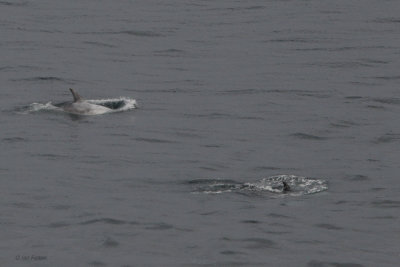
[1,0,399,266]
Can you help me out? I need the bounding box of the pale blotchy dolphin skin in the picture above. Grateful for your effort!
[56,88,111,115]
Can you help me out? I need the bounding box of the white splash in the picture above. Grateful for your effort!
[190,175,328,196]
[249,174,328,195]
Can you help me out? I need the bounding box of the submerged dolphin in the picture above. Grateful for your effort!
[56,88,111,115]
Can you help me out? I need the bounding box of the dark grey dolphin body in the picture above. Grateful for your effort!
[282,181,291,193]
[55,89,111,115]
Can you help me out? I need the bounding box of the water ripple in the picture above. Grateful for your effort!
[290,133,328,141]
[79,218,135,225]
[0,1,28,6]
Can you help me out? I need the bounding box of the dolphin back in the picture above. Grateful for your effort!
[69,88,83,102]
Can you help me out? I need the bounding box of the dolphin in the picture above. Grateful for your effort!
[56,88,111,115]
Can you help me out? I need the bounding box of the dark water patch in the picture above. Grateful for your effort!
[2,137,26,143]
[373,17,400,24]
[334,200,364,207]
[145,222,174,230]
[208,5,265,12]
[188,112,264,122]
[295,240,324,245]
[32,194,50,201]
[88,261,106,266]
[295,46,385,52]
[188,261,260,267]
[359,58,390,65]
[83,41,115,48]
[48,222,71,228]
[345,175,369,181]
[253,166,284,171]
[25,76,63,81]
[118,30,162,37]
[219,88,267,95]
[51,204,71,210]
[268,213,291,219]
[0,1,28,6]
[297,92,332,99]
[199,165,226,172]
[319,9,342,15]
[307,260,364,267]
[308,261,364,267]
[312,61,371,69]
[369,187,385,192]
[102,237,119,248]
[330,120,358,128]
[263,230,291,235]
[134,137,177,144]
[241,220,261,224]
[371,200,400,208]
[348,81,381,88]
[220,250,246,256]
[154,49,185,57]
[174,130,203,139]
[75,30,161,37]
[79,218,130,225]
[372,97,400,105]
[32,153,71,160]
[155,48,184,53]
[11,76,73,84]
[366,105,385,110]
[268,37,315,44]
[315,223,343,230]
[239,116,265,121]
[12,202,34,208]
[199,211,221,216]
[373,133,400,144]
[243,5,265,10]
[374,75,400,81]
[184,112,233,120]
[290,133,328,141]
[0,66,13,71]
[366,215,396,220]
[266,89,318,96]
[241,238,276,249]
[202,144,223,148]
[345,96,363,100]
[295,46,355,52]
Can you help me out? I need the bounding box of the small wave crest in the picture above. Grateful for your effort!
[188,175,328,196]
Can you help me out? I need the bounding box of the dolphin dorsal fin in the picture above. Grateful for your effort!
[69,88,83,102]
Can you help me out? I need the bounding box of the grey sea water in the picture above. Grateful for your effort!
[1,0,399,266]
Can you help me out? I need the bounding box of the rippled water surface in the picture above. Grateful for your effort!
[1,1,400,266]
